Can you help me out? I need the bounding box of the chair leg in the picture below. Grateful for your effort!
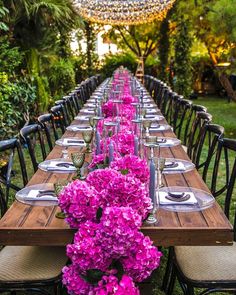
[166,266,176,295]
[185,284,195,295]
[162,247,174,293]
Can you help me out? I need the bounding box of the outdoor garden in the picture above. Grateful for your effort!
[0,0,236,295]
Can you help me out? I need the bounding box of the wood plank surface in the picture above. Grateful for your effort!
[0,90,233,247]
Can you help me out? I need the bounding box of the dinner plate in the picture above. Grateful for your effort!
[158,186,215,212]
[55,137,86,147]
[145,115,164,121]
[162,158,195,174]
[149,124,171,132]
[81,108,95,114]
[16,183,59,206]
[66,125,92,132]
[145,137,181,148]
[39,158,77,173]
[74,115,91,121]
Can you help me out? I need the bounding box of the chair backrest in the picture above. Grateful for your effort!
[203,138,236,208]
[20,124,46,173]
[63,96,76,121]
[55,100,70,126]
[183,104,207,146]
[187,111,212,160]
[69,91,80,114]
[195,123,224,171]
[0,138,28,204]
[50,104,67,133]
[175,99,192,140]
[38,113,58,150]
[0,186,7,217]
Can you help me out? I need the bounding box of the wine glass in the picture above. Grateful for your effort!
[142,119,152,137]
[82,130,94,153]
[71,152,86,180]
[153,157,166,188]
[89,117,95,131]
[54,180,68,219]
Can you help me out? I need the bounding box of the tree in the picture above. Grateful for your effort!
[174,19,193,97]
[3,0,76,111]
[175,0,236,102]
[104,22,161,63]
[159,17,170,82]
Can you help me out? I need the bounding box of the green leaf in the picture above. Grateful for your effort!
[120,169,129,175]
[96,207,103,222]
[81,269,105,285]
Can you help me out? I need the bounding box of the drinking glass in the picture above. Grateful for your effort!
[82,130,94,153]
[71,152,86,180]
[142,119,152,137]
[54,180,68,219]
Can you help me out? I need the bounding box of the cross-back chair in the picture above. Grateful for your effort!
[0,138,28,205]
[165,138,236,295]
[0,188,67,295]
[20,124,47,173]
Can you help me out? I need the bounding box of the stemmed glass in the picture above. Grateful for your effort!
[71,152,86,180]
[158,157,166,188]
[82,130,94,153]
[89,117,95,131]
[142,119,152,137]
[54,180,68,219]
[140,108,147,119]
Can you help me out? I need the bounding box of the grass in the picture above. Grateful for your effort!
[1,95,235,295]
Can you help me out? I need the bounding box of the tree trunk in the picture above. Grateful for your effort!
[219,73,236,102]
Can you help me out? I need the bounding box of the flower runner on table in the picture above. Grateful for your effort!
[58,68,162,295]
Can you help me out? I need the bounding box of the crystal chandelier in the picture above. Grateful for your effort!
[74,0,175,25]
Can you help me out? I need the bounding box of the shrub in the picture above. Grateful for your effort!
[49,58,76,100]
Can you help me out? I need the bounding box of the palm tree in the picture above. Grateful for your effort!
[4,0,77,111]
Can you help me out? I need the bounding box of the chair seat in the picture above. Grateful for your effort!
[0,246,67,282]
[175,242,236,281]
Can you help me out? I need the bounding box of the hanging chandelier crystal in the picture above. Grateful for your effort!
[73,0,175,25]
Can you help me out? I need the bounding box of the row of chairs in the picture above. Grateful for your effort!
[0,74,101,294]
[145,75,236,295]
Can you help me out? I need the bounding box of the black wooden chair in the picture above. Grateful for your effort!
[0,138,28,205]
[187,111,213,160]
[0,188,67,295]
[165,138,236,295]
[50,105,67,133]
[38,114,59,151]
[183,104,207,147]
[20,124,47,173]
[54,100,71,126]
[175,99,193,141]
[193,123,224,173]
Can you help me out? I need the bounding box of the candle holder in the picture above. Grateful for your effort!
[71,152,86,180]
[82,130,94,153]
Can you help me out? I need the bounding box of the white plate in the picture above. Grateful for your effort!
[149,124,171,132]
[158,186,215,212]
[56,137,85,147]
[162,158,195,174]
[39,158,76,173]
[66,125,92,132]
[74,115,90,121]
[16,183,58,206]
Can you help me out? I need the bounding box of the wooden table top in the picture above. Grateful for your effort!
[0,95,233,247]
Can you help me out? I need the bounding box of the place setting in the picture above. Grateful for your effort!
[55,137,86,147]
[15,183,59,206]
[66,125,92,132]
[158,186,215,212]
[38,158,77,173]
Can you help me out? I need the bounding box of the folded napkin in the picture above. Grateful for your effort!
[75,116,90,121]
[144,104,155,108]
[146,109,158,114]
[24,190,58,201]
[62,139,85,146]
[164,161,186,172]
[46,161,76,172]
[159,191,198,205]
[145,115,163,120]
[157,139,174,146]
[83,109,95,113]
[68,126,91,131]
[150,125,166,132]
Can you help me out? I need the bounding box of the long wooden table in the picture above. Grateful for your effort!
[0,91,233,247]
